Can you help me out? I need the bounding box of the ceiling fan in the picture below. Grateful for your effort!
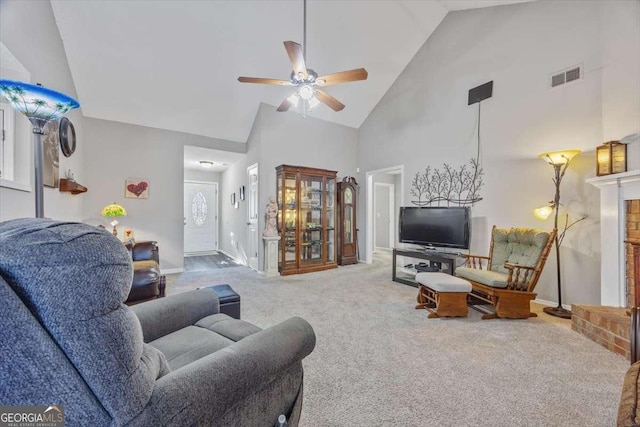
[237,0,368,113]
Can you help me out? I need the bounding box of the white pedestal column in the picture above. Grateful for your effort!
[263,236,281,277]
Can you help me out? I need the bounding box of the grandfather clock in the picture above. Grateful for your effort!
[337,176,358,265]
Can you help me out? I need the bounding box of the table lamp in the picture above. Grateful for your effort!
[101,203,128,237]
[0,80,79,218]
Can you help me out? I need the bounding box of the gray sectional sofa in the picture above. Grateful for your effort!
[0,218,316,426]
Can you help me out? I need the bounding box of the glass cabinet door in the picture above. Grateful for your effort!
[299,174,324,265]
[282,172,297,266]
[326,176,336,263]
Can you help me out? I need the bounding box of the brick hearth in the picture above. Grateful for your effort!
[571,305,630,360]
[570,200,639,360]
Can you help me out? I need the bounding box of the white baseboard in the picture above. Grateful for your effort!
[162,267,184,275]
[534,298,571,311]
[184,250,218,257]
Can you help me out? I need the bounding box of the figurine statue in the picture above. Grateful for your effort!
[263,197,279,237]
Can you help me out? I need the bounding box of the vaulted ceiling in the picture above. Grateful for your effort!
[51,0,535,144]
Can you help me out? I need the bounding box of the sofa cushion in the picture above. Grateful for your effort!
[0,276,111,425]
[149,314,263,370]
[618,360,640,426]
[150,325,235,370]
[0,218,167,423]
[455,266,509,289]
[491,227,549,274]
[196,314,262,341]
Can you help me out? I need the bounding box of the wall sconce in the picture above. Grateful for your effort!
[596,141,627,176]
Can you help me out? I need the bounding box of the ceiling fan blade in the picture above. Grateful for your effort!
[315,89,345,112]
[276,97,294,112]
[238,77,292,85]
[284,41,308,79]
[316,68,368,86]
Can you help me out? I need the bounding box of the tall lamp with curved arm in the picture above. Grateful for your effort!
[534,149,587,319]
[0,80,79,218]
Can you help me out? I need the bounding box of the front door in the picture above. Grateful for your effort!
[247,164,259,270]
[184,181,217,254]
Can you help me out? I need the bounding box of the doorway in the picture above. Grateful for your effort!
[246,163,259,271]
[374,182,395,252]
[366,165,404,264]
[184,180,218,255]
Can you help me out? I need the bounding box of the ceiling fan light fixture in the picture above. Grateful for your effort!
[308,96,320,109]
[299,84,314,100]
[287,93,299,107]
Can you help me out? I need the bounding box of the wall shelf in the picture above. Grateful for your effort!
[59,178,87,195]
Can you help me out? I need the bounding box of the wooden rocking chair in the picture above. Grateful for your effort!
[455,226,556,319]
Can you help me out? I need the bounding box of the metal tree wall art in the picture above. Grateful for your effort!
[411,159,484,206]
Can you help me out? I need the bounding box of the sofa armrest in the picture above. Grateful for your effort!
[463,254,490,269]
[128,317,316,426]
[503,262,537,291]
[130,289,219,342]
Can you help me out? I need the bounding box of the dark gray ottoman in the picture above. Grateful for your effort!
[199,284,241,319]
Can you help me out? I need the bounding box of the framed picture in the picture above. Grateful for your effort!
[125,178,149,199]
[231,192,236,205]
[239,186,245,201]
[43,119,60,188]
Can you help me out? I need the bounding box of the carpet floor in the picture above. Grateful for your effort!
[165,252,628,427]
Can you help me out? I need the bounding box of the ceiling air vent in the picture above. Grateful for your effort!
[550,65,582,89]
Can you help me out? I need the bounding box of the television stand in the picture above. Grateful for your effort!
[392,248,463,288]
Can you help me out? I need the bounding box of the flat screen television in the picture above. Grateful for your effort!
[398,206,470,250]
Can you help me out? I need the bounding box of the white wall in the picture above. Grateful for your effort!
[82,118,244,270]
[0,0,85,221]
[357,0,640,306]
[184,169,221,183]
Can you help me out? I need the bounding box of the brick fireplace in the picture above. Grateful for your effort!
[575,172,640,359]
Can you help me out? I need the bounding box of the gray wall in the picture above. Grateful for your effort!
[82,118,244,271]
[0,0,85,221]
[357,0,640,306]
[220,103,358,271]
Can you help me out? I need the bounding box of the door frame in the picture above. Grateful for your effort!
[184,179,219,255]
[246,162,259,271]
[366,165,404,264]
[373,182,395,251]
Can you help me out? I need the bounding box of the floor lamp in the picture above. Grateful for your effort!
[534,149,586,319]
[0,80,79,218]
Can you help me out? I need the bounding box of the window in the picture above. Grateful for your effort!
[1,42,31,192]
[192,192,208,226]
[0,102,15,181]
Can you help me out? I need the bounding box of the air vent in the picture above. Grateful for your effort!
[551,73,565,88]
[550,65,582,88]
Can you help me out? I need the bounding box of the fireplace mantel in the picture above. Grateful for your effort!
[587,170,640,307]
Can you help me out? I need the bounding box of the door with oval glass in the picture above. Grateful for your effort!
[184,180,218,254]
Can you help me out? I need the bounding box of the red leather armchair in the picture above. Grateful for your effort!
[124,241,166,305]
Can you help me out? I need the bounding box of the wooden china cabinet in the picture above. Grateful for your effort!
[337,176,358,265]
[276,165,338,275]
